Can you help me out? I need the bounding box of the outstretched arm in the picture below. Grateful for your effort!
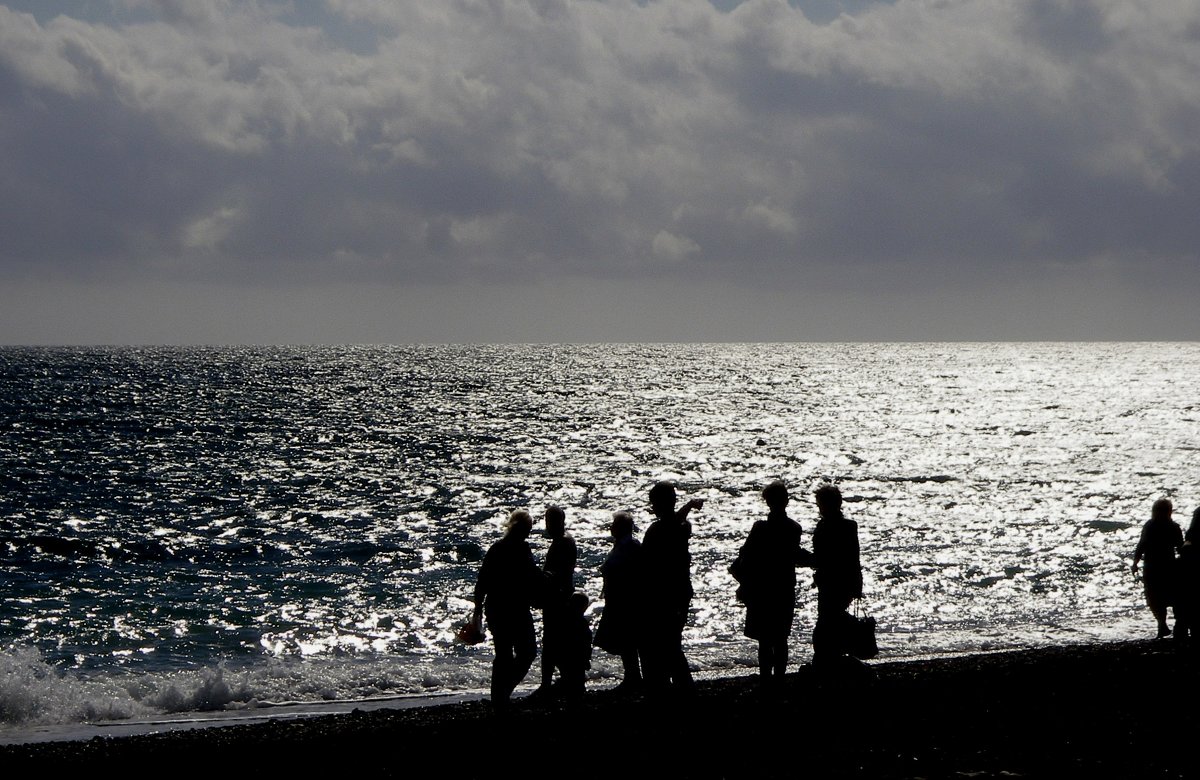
[675,498,704,521]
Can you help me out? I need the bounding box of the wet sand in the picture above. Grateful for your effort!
[2,639,1195,777]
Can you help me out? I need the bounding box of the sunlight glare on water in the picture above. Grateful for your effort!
[1,343,1198,725]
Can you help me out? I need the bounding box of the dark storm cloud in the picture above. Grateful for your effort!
[1,0,1198,340]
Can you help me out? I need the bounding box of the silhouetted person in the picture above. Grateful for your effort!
[558,591,593,704]
[1132,498,1183,639]
[473,509,541,709]
[811,483,863,665]
[640,481,703,694]
[532,505,577,699]
[594,510,645,692]
[732,480,813,684]
[1175,508,1200,643]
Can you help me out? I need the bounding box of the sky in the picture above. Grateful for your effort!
[1,0,1198,344]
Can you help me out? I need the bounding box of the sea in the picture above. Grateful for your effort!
[2,343,1197,739]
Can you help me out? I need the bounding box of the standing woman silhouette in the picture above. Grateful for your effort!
[594,510,646,691]
[1132,498,1183,639]
[733,480,812,684]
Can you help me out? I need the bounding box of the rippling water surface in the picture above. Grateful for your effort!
[2,343,1198,728]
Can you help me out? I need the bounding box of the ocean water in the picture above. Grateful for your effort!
[1,343,1197,732]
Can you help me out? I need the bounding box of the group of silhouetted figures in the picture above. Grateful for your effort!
[1132,499,1200,642]
[469,480,865,709]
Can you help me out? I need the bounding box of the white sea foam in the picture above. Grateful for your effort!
[0,643,498,730]
[0,646,155,726]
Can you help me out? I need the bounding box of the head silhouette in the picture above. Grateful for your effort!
[504,509,533,539]
[649,481,678,517]
[545,505,566,538]
[1151,498,1173,521]
[763,479,789,511]
[611,510,635,540]
[814,483,842,517]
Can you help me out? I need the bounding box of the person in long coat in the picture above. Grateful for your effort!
[732,480,812,683]
[594,510,644,691]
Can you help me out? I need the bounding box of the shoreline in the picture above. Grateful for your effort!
[3,639,1196,776]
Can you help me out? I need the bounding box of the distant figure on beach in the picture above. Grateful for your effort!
[473,509,542,709]
[811,483,864,665]
[532,505,577,699]
[1132,498,1183,639]
[594,510,645,692]
[641,481,703,693]
[558,591,593,703]
[730,480,813,684]
[1171,508,1200,642]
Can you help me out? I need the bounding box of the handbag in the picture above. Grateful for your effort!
[455,612,486,645]
[846,601,878,660]
[729,555,754,604]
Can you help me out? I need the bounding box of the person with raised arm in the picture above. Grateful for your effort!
[640,481,703,694]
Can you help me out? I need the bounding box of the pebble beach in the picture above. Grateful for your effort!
[3,639,1195,778]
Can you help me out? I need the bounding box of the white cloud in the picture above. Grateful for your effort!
[652,229,701,262]
[182,204,241,250]
[740,199,799,236]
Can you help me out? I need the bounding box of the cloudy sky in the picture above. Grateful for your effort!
[1,0,1197,343]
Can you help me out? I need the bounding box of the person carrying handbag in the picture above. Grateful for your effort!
[731,480,813,685]
[810,483,867,668]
